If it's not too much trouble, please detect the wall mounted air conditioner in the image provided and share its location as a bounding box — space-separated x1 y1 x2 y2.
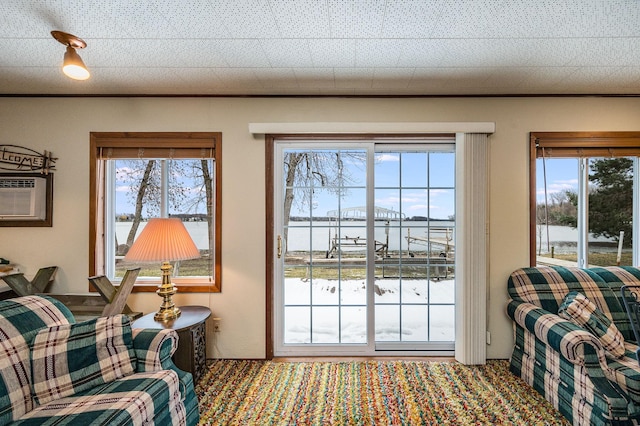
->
0 176 47 220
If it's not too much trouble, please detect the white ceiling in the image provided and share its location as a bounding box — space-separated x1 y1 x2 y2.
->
1 0 640 96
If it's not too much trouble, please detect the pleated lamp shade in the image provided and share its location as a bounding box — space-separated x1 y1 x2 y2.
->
124 218 200 263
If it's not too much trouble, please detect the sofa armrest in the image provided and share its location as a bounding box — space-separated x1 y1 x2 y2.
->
507 300 607 365
507 300 635 417
132 328 179 372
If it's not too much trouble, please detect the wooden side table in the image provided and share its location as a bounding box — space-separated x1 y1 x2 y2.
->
132 305 211 384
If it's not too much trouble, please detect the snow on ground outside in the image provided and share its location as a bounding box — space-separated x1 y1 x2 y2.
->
283 277 455 344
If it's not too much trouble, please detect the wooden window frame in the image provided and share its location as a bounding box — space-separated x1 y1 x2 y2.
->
90 132 222 293
529 131 640 266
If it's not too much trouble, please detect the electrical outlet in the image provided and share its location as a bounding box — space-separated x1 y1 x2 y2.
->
212 317 221 333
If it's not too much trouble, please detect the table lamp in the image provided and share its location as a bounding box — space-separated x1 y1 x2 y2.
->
124 217 200 321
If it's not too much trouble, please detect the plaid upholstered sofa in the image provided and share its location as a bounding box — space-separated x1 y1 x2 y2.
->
507 265 640 425
0 295 199 425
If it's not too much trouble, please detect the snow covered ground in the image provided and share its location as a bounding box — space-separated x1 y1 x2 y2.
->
283 277 455 344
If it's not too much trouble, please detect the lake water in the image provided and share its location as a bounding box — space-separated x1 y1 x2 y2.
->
118 221 617 253
535 224 618 253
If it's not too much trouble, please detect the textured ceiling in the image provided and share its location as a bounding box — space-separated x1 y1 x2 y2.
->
1 0 639 96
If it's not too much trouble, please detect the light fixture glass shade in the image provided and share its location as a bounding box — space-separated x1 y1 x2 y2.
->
124 218 200 263
124 218 200 321
62 46 90 81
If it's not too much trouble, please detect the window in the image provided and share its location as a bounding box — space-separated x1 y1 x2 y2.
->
530 132 640 268
90 132 222 292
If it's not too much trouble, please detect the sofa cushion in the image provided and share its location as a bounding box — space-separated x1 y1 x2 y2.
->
31 314 137 405
590 266 640 342
0 295 74 424
558 291 626 358
14 370 186 426
508 266 625 317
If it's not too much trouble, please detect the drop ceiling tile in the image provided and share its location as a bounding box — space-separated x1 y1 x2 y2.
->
395 40 446 67
554 67 620 93
151 0 229 38
0 67 60 94
327 0 385 38
422 67 494 88
270 0 329 38
380 1 442 38
308 39 356 67
0 39 57 67
431 0 640 39
293 68 336 89
255 68 299 89
355 39 403 67
159 69 224 94
334 68 374 89
564 38 640 67
260 39 314 67
45 0 167 39
371 68 415 89
212 67 263 88
515 66 581 90
214 39 271 67
213 0 280 38
605 67 640 89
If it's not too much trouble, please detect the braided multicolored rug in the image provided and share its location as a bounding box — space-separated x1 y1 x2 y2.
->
196 359 569 425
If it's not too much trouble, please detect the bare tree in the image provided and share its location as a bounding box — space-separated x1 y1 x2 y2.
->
118 159 204 249
126 160 155 248
283 151 365 250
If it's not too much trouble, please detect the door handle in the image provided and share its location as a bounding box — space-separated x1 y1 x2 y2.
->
277 235 282 258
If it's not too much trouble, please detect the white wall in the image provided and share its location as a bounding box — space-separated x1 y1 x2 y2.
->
1 96 639 359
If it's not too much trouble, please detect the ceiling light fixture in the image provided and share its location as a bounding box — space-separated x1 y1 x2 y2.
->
51 30 90 81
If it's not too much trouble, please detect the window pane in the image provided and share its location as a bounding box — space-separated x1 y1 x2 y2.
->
429 152 455 187
375 152 400 187
113 158 214 279
588 157 634 266
285 307 310 343
430 305 455 341
535 155 637 267
401 152 427 188
535 158 579 266
402 305 428 341
375 304 399 341
341 307 366 343
312 306 339 343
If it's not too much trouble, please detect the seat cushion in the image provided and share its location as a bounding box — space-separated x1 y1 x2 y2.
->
31 315 136 405
558 291 626 358
14 370 186 426
605 341 640 405
0 296 73 424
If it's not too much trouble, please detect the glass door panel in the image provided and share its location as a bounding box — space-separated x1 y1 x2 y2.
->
281 148 368 348
275 142 455 355
374 150 455 349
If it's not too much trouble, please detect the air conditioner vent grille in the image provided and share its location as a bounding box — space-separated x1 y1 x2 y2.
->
0 178 35 189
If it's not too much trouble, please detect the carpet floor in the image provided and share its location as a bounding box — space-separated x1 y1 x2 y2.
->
196 359 569 425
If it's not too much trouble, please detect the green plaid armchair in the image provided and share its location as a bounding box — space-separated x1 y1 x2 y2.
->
0 295 199 425
507 266 640 425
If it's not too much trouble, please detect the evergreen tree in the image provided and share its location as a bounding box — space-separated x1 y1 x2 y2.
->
587 158 633 247
559 158 633 247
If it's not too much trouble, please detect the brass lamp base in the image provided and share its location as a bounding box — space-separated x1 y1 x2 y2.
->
154 261 182 322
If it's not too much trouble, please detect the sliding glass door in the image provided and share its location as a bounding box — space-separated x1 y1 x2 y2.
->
273 140 455 356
